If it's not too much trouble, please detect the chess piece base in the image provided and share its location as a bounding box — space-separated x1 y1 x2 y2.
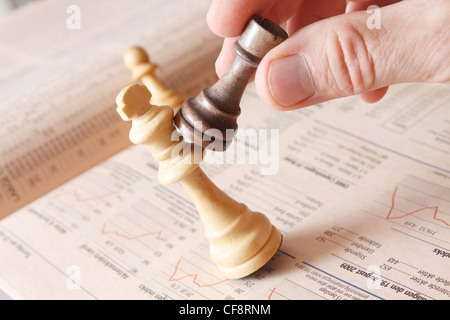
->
218 226 282 279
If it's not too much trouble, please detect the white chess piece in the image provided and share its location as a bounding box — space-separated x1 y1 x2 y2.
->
116 84 282 279
123 46 186 112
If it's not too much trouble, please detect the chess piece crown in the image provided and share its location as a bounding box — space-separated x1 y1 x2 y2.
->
124 46 186 112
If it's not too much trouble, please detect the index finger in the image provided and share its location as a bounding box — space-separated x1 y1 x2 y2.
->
206 0 278 37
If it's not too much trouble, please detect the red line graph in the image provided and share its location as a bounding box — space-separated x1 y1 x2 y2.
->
169 259 228 287
268 288 276 300
101 223 167 241
386 186 450 226
54 187 119 202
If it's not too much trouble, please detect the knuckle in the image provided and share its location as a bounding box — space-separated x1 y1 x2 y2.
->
324 21 376 96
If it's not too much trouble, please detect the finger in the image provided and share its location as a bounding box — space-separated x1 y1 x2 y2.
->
254 0 450 110
215 37 239 78
212 0 302 78
346 0 402 13
208 0 301 78
207 0 277 38
258 0 304 29
360 86 389 103
346 1 401 103
212 0 346 78
287 0 347 34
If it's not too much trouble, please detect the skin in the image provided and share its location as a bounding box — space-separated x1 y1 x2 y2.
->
207 0 450 110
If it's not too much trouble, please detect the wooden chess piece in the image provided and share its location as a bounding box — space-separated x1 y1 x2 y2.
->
116 84 282 279
124 46 186 112
174 15 288 150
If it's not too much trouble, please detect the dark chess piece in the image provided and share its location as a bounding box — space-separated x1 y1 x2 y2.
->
174 15 288 150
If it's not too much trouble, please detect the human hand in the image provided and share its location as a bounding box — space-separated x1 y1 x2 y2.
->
207 0 450 110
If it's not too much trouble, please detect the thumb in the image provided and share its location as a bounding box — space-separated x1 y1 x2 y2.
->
255 0 450 110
